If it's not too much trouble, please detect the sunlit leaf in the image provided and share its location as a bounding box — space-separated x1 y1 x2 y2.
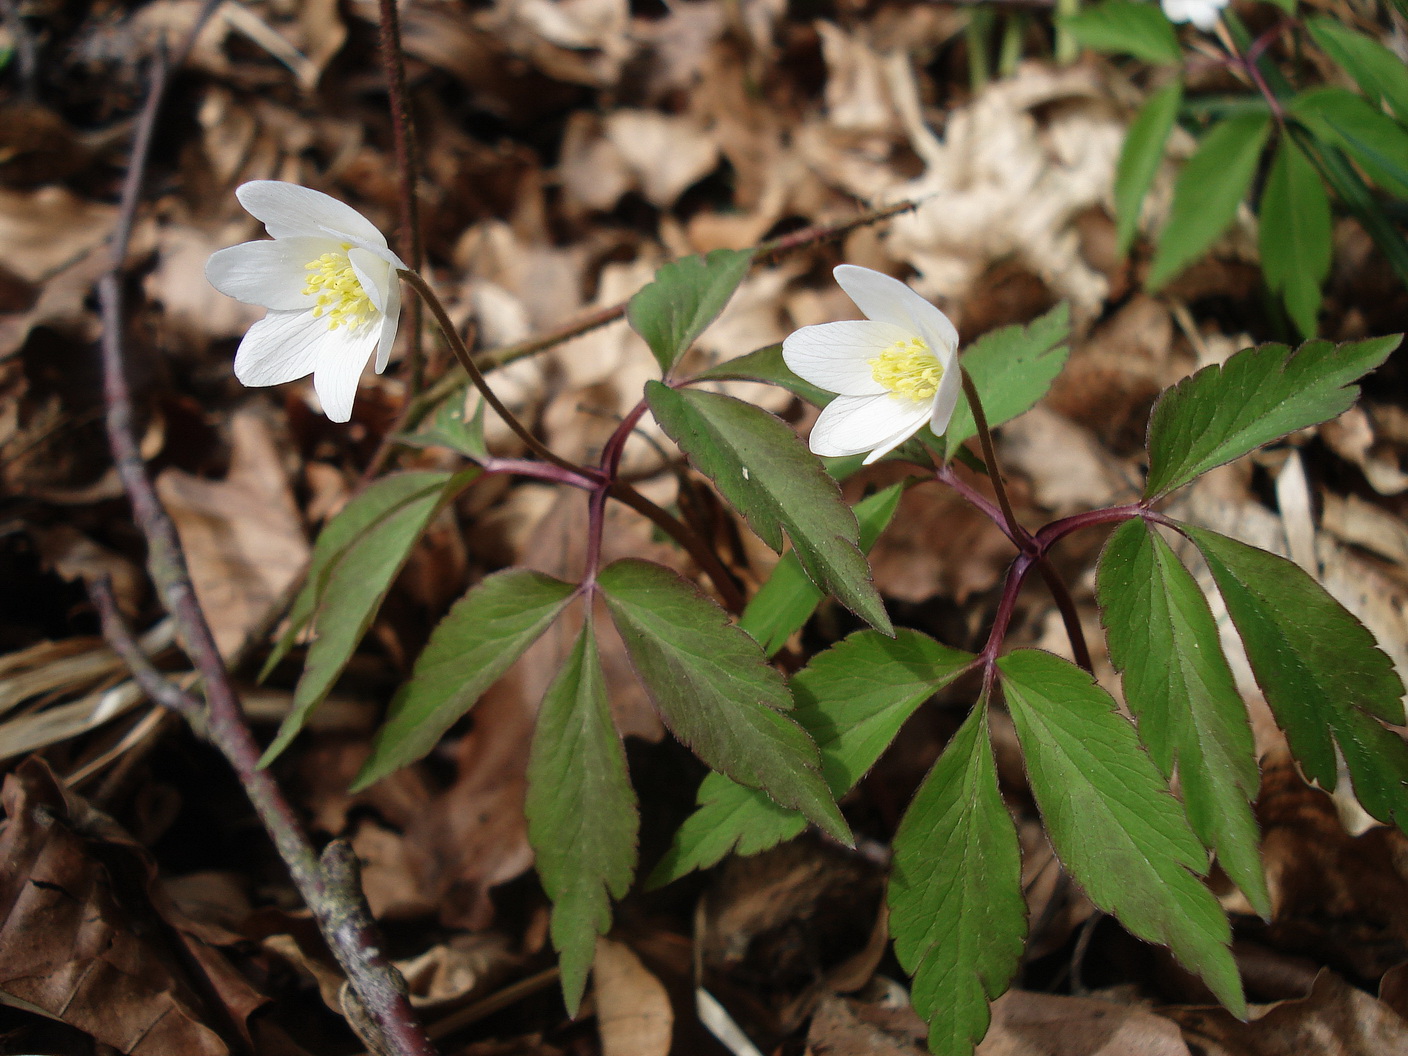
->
1259 136 1332 339
1307 17 1408 123
1059 1 1182 64
891 700 1025 1056
1143 334 1399 498
999 649 1244 1015
627 249 754 375
1097 519 1269 918
693 342 835 407
1115 80 1183 257
1292 88 1408 198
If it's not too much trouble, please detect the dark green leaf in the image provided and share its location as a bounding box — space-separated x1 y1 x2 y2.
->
999 649 1244 1015
1307 18 1408 123
648 629 974 886
692 343 835 408
627 249 755 375
1143 335 1399 498
1148 111 1272 290
1097 519 1269 918
526 623 638 1016
1059 1 1182 64
890 701 1025 1056
1183 526 1408 828
352 569 578 789
1292 88 1408 198
597 559 850 843
1260 136 1332 339
930 303 1070 461
262 469 478 766
647 383 890 633
1116 81 1183 257
740 484 903 657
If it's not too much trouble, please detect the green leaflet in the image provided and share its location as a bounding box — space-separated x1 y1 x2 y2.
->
1097 520 1269 918
1307 18 1408 124
1058 1 1182 64
1183 526 1408 829
1147 111 1272 290
998 649 1244 1016
1293 88 1408 198
648 629 973 886
525 623 638 1016
1115 80 1183 257
646 383 890 633
261 469 479 766
890 700 1025 1056
400 396 489 462
1259 135 1332 339
740 483 903 658
597 559 851 843
352 569 578 790
930 303 1071 461
627 249 755 375
1143 334 1399 499
692 342 834 408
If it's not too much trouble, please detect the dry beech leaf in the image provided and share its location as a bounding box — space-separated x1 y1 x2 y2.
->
977 990 1190 1055
594 937 674 1056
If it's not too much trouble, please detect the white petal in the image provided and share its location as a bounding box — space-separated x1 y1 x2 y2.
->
348 248 391 313
236 181 390 251
233 309 340 386
313 324 380 422
783 320 913 396
808 392 931 460
929 359 964 437
206 237 335 310
375 276 402 373
833 265 960 358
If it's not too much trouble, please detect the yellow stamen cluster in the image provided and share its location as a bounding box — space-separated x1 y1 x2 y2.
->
303 244 375 330
869 337 942 401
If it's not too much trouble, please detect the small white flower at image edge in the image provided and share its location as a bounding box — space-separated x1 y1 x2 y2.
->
205 181 407 423
1161 0 1228 32
781 265 962 465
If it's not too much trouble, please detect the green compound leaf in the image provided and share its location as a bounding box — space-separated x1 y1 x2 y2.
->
647 383 890 634
1097 520 1270 918
597 558 851 844
352 569 578 790
1292 88 1408 198
932 303 1071 461
525 623 638 1016
1183 526 1408 829
890 700 1025 1056
400 396 490 462
261 469 479 766
1143 334 1399 499
1307 18 1408 124
1260 136 1332 339
648 629 973 886
1059 1 1182 64
998 649 1244 1016
693 342 835 408
741 484 903 658
1116 80 1183 258
1147 111 1272 291
627 249 755 375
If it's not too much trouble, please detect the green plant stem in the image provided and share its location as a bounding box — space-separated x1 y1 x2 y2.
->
1053 0 1080 64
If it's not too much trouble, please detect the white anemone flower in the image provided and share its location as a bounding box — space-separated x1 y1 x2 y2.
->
206 181 406 423
782 265 962 465
1161 0 1227 32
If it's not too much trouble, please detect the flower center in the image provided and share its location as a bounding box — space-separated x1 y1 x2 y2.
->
303 244 375 330
869 337 942 400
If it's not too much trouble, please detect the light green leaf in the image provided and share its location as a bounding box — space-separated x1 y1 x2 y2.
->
740 484 903 658
1293 88 1408 197
931 303 1070 460
693 342 835 407
890 701 1025 1056
999 649 1244 1016
648 629 974 886
261 469 479 766
1260 136 1332 339
1307 18 1408 124
1183 526 1408 828
647 383 890 633
1147 111 1272 290
1143 334 1399 498
597 558 851 843
1059 1 1182 64
1116 80 1183 257
352 569 578 790
627 249 755 375
400 396 489 461
525 623 638 1016
1097 519 1269 918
